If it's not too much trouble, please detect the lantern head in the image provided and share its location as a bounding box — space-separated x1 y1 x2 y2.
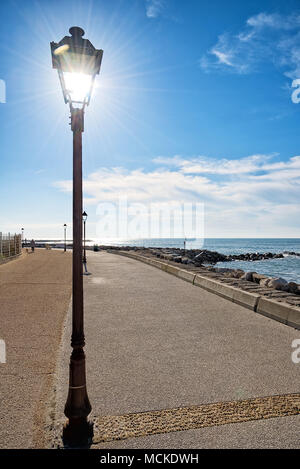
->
51 27 103 107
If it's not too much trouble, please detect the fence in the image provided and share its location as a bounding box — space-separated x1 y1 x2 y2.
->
0 233 22 261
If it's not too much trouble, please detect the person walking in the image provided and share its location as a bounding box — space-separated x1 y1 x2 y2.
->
30 239 35 253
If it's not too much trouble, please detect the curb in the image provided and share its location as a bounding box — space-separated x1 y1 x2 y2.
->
257 297 300 329
108 250 300 330
193 274 260 310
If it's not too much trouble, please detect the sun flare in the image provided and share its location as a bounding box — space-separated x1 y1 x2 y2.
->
63 72 93 103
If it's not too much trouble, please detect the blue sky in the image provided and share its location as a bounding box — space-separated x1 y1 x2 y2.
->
1 0 300 239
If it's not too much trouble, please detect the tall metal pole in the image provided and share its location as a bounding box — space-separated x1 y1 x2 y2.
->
63 107 92 443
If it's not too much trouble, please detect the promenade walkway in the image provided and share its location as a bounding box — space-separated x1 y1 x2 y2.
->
0 249 72 448
54 251 300 449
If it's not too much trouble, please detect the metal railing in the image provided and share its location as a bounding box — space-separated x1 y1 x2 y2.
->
0 233 22 260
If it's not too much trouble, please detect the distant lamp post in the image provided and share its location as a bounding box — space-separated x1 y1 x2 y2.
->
64 224 67 252
51 27 103 445
82 211 91 276
82 211 87 261
21 228 24 248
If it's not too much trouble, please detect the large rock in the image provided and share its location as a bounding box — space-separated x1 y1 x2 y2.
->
287 282 300 295
252 273 268 284
267 277 288 291
260 278 272 287
215 268 244 278
193 250 227 264
241 271 256 282
172 256 182 263
232 269 245 278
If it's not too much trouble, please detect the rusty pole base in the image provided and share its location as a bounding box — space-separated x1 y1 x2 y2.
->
63 417 94 447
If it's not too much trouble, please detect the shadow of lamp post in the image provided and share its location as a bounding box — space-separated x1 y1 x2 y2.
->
50 26 103 445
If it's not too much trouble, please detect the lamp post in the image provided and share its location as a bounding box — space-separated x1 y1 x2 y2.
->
21 228 24 248
82 211 90 276
64 224 67 252
51 27 103 444
82 211 87 262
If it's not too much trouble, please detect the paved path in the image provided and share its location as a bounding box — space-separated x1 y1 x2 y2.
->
0 249 71 448
54 251 300 449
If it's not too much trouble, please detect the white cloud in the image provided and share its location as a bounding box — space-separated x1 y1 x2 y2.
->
247 12 300 30
247 12 285 29
200 11 300 78
54 153 300 237
154 153 276 175
211 47 233 66
145 0 164 19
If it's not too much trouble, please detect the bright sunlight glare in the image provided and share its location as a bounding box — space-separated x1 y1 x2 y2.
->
63 72 93 103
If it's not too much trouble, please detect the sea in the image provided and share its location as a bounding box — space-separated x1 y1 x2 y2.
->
37 238 300 283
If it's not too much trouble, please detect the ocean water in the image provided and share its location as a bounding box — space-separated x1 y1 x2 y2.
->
203 238 300 283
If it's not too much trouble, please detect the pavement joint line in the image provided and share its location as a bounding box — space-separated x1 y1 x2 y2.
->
92 393 300 444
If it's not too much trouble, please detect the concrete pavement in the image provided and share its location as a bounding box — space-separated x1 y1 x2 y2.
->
53 251 300 448
0 249 72 448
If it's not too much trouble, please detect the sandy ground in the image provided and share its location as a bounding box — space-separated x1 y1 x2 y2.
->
0 249 71 448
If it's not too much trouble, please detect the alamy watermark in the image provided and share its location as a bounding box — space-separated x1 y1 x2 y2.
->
291 339 300 364
291 79 300 103
96 197 204 242
0 79 6 103
0 340 6 363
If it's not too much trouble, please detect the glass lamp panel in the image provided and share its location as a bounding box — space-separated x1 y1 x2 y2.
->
58 51 98 75
63 72 93 104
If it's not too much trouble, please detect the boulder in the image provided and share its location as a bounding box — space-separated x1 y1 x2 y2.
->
241 271 256 282
232 269 245 278
252 273 268 284
287 282 300 294
193 250 227 264
162 254 173 260
265 252 273 258
267 277 288 291
172 256 182 263
214 267 233 273
260 278 272 287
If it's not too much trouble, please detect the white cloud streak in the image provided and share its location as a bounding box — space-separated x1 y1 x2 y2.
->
200 12 300 78
145 0 164 19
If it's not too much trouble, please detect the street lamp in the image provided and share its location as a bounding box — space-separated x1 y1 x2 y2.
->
82 211 91 276
21 228 24 248
82 211 87 260
64 224 67 252
51 27 103 445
